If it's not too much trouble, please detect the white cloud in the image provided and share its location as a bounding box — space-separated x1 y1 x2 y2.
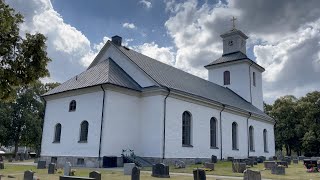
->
122 22 136 29
133 42 175 65
6 0 108 82
164 0 320 103
139 0 152 9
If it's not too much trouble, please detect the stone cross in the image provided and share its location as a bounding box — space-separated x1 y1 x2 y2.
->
231 16 237 29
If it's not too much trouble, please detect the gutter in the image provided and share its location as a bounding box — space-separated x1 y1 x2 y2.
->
249 61 254 104
162 87 171 161
247 112 252 158
219 104 226 160
98 85 106 167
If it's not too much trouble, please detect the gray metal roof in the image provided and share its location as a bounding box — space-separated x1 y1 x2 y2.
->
204 51 265 71
44 58 141 96
116 44 270 119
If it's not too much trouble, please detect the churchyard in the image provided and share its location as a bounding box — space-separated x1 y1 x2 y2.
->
1 158 320 180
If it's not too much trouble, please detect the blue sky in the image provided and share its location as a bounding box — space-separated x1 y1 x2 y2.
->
7 0 320 103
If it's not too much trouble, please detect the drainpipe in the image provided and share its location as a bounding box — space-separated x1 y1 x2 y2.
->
249 62 254 104
219 104 225 160
247 112 252 158
162 87 171 162
98 85 106 167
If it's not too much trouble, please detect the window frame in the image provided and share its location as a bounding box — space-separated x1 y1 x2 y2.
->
253 72 256 87
53 123 61 143
79 121 89 143
69 100 77 112
232 122 238 150
249 126 255 152
224 71 230 85
210 117 218 148
263 129 268 152
182 111 192 147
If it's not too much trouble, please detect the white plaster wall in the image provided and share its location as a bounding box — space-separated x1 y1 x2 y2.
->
100 90 141 157
248 118 275 158
221 111 248 159
165 97 221 159
208 63 251 102
139 95 164 157
41 89 103 157
95 45 156 87
222 35 246 55
250 67 263 110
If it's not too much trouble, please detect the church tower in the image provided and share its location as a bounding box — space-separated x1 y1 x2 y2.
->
205 17 265 110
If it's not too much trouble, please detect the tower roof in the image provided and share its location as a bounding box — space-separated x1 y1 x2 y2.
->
220 29 248 39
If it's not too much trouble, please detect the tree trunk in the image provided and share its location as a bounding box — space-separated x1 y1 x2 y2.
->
14 141 19 157
285 145 289 156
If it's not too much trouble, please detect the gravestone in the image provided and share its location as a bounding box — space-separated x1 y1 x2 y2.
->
14 154 19 161
0 162 4 169
293 159 298 164
48 163 56 174
284 157 291 165
19 154 24 161
64 162 72 176
0 156 3 162
193 168 206 180
232 162 246 173
37 160 46 169
256 157 263 163
89 171 101 180
204 162 214 170
124 163 136 175
244 159 253 167
211 155 217 163
243 169 261 180
276 161 288 168
8 156 13 162
227 157 234 161
298 156 305 161
303 159 317 169
34 158 38 163
174 160 185 169
24 170 34 180
264 161 276 169
131 166 140 180
24 152 29 160
151 163 170 178
271 166 285 175
253 161 257 165
194 158 202 164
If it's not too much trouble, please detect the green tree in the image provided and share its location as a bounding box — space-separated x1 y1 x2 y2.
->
2 81 59 154
0 0 51 101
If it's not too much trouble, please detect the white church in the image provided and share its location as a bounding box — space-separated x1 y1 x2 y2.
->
41 27 275 167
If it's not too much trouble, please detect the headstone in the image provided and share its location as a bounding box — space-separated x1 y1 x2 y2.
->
8 157 13 162
293 159 298 164
195 158 202 164
23 170 34 180
48 163 56 174
34 158 38 163
232 162 246 173
256 157 263 163
131 167 140 180
37 160 46 169
243 169 261 180
14 154 19 161
211 155 217 163
271 166 285 175
89 171 101 180
19 154 24 161
253 161 257 165
276 161 288 168
264 161 276 169
204 162 214 170
193 168 206 180
24 152 29 160
0 162 4 169
174 160 185 169
298 156 305 161
0 156 3 162
244 159 253 167
151 163 170 178
124 163 136 175
284 157 291 165
303 159 317 169
227 157 234 161
64 162 72 176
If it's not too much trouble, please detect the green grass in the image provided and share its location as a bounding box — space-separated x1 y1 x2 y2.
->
1 161 320 179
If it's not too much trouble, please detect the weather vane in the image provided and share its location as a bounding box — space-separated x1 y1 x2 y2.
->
231 16 237 30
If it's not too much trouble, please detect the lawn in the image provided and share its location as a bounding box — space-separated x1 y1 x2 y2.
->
1 161 320 179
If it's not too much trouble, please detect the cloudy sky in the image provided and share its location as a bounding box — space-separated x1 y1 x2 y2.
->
7 0 320 104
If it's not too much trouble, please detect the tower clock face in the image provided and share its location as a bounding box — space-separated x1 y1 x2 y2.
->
228 40 233 46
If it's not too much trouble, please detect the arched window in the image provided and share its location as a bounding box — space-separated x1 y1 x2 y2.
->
263 129 268 152
249 126 254 151
210 117 217 148
69 100 76 112
53 123 61 143
232 122 238 150
79 121 89 142
253 72 256 86
182 111 192 146
224 71 230 85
